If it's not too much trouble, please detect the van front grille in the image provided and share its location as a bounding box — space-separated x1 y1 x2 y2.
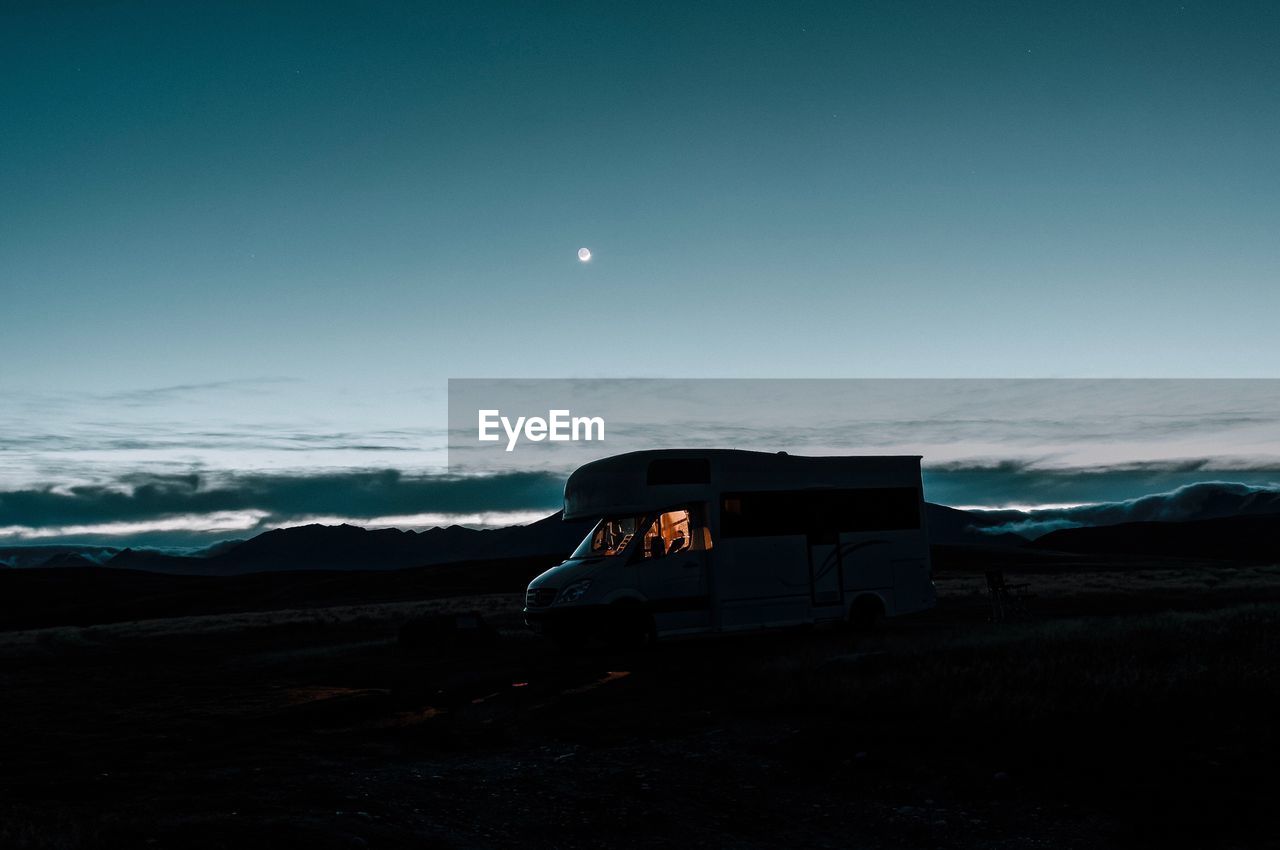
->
526 587 557 608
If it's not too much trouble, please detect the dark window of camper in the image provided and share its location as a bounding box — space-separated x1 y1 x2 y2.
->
647 457 711 485
720 488 920 538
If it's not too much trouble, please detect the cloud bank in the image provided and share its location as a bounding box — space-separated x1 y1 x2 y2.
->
966 481 1280 538
2 460 1279 548
0 469 565 546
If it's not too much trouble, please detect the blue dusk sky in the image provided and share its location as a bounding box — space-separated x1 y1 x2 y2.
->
2 1 1279 544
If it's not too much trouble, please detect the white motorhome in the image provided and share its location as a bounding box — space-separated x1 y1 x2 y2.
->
524 450 935 644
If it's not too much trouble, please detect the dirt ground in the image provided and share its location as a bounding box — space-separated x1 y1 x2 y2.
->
2 565 1278 849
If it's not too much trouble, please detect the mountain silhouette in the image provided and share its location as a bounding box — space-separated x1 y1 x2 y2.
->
106 512 597 575
922 503 1029 546
8 484 1275 576
961 482 1280 539
1030 511 1280 561
35 552 101 569
98 505 1023 575
0 545 120 570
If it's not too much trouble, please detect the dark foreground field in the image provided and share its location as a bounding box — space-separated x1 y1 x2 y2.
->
2 564 1278 849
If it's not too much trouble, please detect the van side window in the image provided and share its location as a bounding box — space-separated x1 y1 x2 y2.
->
720 488 920 538
640 509 690 559
639 505 713 559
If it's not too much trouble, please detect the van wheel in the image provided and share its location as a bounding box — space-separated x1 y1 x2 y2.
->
606 601 656 650
849 595 885 632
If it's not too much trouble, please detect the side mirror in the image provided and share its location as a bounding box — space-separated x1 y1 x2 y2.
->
648 536 666 559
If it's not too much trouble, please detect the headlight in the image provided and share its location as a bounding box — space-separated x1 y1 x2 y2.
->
554 579 593 605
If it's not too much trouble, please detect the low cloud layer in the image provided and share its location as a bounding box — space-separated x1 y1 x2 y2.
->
0 469 565 546
922 459 1280 510
968 481 1280 538
2 459 1279 548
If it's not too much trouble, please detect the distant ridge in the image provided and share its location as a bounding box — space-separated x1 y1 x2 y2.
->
6 483 1278 575
106 512 597 575
963 482 1280 539
34 552 101 569
1031 511 1280 562
99 505 1020 575
922 503 1029 546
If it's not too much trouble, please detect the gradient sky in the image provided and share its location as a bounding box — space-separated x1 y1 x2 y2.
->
2 2 1279 542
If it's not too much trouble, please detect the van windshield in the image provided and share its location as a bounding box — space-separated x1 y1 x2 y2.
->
572 515 642 558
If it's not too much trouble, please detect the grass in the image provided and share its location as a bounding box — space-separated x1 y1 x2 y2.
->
0 593 523 659
794 606 1278 738
714 604 1280 846
934 563 1280 609
2 564 1277 848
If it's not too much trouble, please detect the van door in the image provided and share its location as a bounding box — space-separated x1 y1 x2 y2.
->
637 509 711 634
640 546 709 634
807 529 844 607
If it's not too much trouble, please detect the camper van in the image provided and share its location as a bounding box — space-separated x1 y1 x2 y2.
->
524 450 935 644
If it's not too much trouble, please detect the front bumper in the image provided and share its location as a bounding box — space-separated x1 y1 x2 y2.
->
523 604 612 636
